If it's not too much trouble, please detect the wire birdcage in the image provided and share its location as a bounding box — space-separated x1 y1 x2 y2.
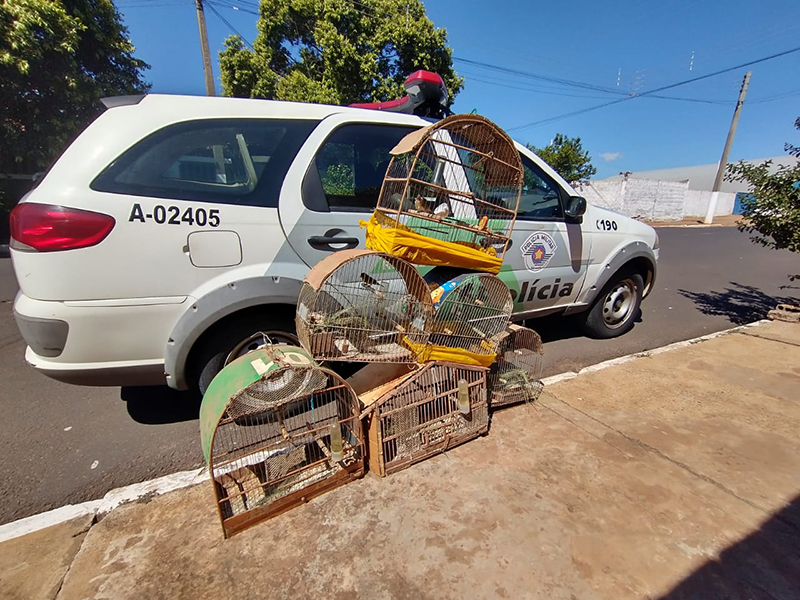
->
297 249 432 362
200 345 364 537
488 324 545 408
369 114 523 272
360 362 489 476
424 269 513 357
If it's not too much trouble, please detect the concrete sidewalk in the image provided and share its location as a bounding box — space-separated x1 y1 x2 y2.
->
2 320 799 600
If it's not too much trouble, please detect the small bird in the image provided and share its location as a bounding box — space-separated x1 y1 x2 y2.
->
433 203 450 220
360 272 380 288
360 272 386 299
386 192 414 212
415 195 434 214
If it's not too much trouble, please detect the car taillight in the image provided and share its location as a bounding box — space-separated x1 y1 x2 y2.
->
10 203 115 252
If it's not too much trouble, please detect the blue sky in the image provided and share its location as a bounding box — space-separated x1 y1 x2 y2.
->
116 0 800 178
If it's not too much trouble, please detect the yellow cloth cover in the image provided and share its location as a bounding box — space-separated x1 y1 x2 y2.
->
402 337 496 368
359 211 503 274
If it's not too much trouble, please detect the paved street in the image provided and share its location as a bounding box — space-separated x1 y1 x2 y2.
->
1 225 798 525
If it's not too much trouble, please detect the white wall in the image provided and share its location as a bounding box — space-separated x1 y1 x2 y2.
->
574 181 624 213
684 190 737 217
575 178 736 220
623 179 687 220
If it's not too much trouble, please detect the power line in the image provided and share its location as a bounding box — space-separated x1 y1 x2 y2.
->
206 1 255 50
643 45 800 96
749 88 800 104
211 0 259 12
463 73 616 100
454 56 626 97
645 93 731 105
508 44 800 132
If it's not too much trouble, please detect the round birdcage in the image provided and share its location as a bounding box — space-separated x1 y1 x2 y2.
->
424 268 513 356
371 114 523 271
200 345 365 537
296 249 433 362
488 325 544 408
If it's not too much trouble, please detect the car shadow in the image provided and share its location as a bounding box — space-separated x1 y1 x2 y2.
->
521 309 643 343
678 281 798 325
120 363 366 426
121 385 202 425
657 492 800 599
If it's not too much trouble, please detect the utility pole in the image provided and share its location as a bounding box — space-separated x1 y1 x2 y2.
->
195 0 216 96
704 70 751 224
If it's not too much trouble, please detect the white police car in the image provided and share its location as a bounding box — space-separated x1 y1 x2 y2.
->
10 72 658 393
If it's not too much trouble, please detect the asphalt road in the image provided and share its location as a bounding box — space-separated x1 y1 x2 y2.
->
1 226 798 525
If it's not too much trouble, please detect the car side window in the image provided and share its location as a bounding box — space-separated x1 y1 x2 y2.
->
517 154 564 220
91 119 318 207
313 124 418 212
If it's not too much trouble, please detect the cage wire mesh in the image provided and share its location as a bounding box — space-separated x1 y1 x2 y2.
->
488 324 544 408
361 362 489 476
424 269 513 356
200 346 364 537
297 249 433 362
375 114 523 265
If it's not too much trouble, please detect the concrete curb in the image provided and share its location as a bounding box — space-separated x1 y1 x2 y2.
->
0 467 206 544
0 319 770 544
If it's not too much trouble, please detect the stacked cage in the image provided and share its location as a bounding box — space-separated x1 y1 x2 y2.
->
360 362 489 476
366 114 524 273
296 249 433 363
488 324 545 408
423 269 514 364
200 345 364 537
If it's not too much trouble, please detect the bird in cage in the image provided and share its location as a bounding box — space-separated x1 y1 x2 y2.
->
414 194 435 215
387 192 414 212
433 203 450 220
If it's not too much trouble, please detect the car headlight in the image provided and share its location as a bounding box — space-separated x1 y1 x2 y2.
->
653 232 660 251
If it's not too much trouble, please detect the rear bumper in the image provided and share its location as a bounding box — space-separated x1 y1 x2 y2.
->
24 347 167 386
14 291 187 388
14 311 69 357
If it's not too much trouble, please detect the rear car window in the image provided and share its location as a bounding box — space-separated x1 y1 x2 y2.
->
91 119 318 207
312 123 418 212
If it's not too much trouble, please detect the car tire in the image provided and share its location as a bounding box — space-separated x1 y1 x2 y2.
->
583 271 644 339
191 311 300 396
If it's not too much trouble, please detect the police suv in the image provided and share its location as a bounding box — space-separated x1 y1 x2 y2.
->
10 72 659 393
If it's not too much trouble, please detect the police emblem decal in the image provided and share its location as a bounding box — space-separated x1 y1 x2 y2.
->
521 231 557 272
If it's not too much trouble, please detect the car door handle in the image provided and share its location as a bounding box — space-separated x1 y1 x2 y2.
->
307 232 359 251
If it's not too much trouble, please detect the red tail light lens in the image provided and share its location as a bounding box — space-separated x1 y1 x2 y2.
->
10 203 115 252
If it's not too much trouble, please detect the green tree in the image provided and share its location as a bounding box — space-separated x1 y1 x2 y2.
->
527 134 597 183
726 117 800 277
0 0 149 175
218 0 462 106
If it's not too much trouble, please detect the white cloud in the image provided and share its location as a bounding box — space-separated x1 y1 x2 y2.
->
599 152 622 162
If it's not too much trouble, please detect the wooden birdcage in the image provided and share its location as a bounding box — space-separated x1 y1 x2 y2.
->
425 269 513 358
200 345 364 537
488 324 545 408
369 114 523 272
360 362 489 477
296 249 432 362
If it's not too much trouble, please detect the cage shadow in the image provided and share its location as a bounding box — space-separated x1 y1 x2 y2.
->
121 385 201 425
678 282 798 325
657 493 800 599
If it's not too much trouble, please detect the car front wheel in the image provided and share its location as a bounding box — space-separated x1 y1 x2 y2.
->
583 271 644 339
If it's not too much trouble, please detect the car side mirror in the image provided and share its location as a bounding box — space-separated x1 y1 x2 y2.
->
564 196 587 221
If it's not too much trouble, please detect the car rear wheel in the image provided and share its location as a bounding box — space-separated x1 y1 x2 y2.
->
191 312 299 396
583 271 643 339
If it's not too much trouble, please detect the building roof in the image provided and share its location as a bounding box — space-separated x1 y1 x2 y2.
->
604 156 799 193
